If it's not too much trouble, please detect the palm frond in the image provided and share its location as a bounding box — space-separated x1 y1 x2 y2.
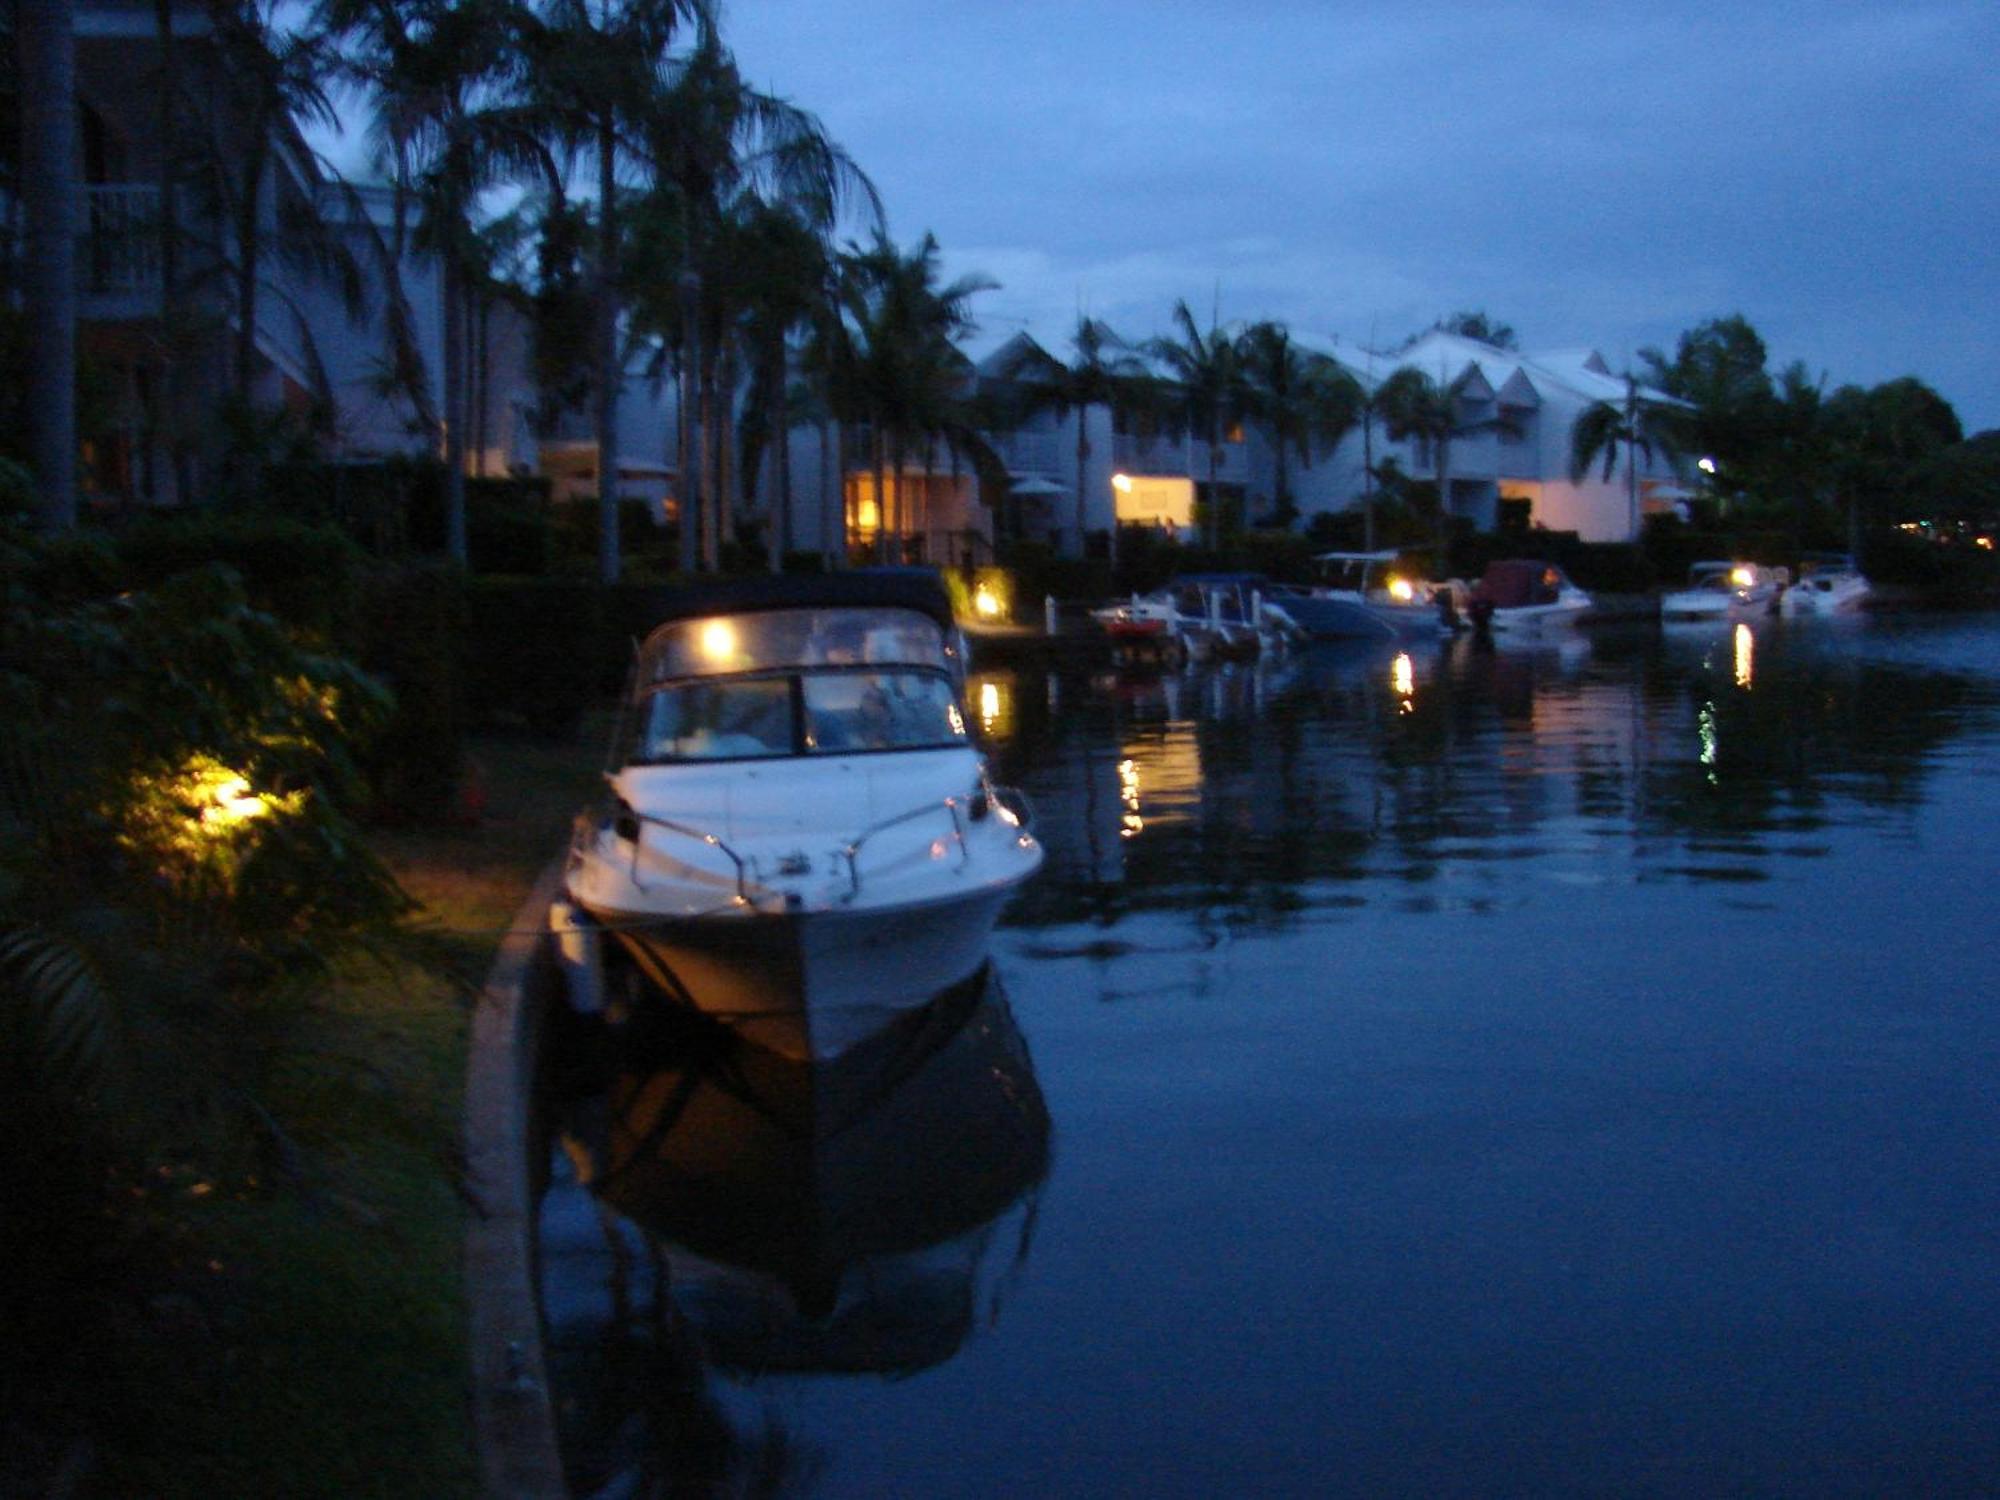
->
0 925 116 1099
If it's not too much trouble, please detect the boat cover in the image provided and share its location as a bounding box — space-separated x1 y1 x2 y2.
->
632 569 958 637
1475 560 1564 607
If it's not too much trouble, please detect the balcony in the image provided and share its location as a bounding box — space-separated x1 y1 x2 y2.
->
81 183 162 296
998 429 1062 474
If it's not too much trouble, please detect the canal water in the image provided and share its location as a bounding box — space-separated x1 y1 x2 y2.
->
538 610 2000 1497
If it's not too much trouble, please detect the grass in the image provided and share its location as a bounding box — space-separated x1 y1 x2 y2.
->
16 727 604 1499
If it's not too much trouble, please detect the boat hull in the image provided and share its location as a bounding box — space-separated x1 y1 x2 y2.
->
578 882 1021 1061
1267 593 1442 641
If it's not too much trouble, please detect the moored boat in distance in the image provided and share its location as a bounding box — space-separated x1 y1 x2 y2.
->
1261 551 1457 642
1467 559 1595 633
1779 554 1870 616
562 570 1042 1062
1092 573 1285 663
1661 561 1786 622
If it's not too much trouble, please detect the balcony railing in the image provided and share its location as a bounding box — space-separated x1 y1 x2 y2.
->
82 183 161 294
1000 430 1062 473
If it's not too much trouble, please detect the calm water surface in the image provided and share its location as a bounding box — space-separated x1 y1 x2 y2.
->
539 610 2000 1497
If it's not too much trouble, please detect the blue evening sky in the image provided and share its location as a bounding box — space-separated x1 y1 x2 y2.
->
719 0 2000 429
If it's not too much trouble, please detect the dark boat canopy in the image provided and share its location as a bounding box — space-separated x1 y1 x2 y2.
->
1474 559 1566 607
635 569 957 636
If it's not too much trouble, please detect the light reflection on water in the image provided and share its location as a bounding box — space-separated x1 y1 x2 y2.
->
541 611 2000 1497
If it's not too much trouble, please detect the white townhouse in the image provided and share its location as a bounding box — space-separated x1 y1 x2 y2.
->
895 325 1690 556
1294 329 1689 544
47 1 548 509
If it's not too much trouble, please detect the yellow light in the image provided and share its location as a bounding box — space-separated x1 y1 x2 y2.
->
1118 757 1143 839
980 681 1001 731
1386 576 1415 603
973 583 1003 619
698 618 738 664
1697 457 1717 474
1111 472 1133 493
854 497 880 532
1392 653 1415 697
1978 536 1995 551
1730 566 1755 588
201 774 269 829
1733 622 1754 689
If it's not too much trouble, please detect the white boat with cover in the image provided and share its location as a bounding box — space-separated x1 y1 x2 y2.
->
563 571 1042 1061
1661 561 1786 621
1779 554 1869 616
1468 560 1595 633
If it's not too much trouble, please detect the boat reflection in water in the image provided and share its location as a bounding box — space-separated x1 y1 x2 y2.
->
539 963 1049 1495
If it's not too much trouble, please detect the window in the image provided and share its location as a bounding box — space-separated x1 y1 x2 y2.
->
635 668 968 762
803 671 965 753
642 678 796 760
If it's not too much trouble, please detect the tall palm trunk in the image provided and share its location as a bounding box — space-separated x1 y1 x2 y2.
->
231 134 270 404
20 0 77 529
716 340 738 560
593 118 621 583
1073 409 1089 559
1623 379 1640 538
440 216 468 565
1206 422 1223 550
473 291 491 478
154 0 193 505
773 345 793 569
698 343 722 570
820 418 836 568
677 270 699 573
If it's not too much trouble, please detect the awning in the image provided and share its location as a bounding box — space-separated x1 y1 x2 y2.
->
1008 475 1069 497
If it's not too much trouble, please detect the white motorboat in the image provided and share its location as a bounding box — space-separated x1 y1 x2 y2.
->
1467 559 1595 633
1779 554 1870 616
1092 573 1282 662
1261 551 1456 641
1660 561 1785 622
562 571 1042 1061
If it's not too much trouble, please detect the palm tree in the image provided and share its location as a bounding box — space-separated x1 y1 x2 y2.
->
1377 367 1462 549
1379 364 1525 551
1569 372 1685 539
1235 320 1361 530
634 22 878 571
993 316 1150 560
320 0 548 565
518 0 708 582
836 233 994 564
1147 299 1246 550
724 200 832 566
199 5 350 404
1352 368 1394 552
17 0 78 528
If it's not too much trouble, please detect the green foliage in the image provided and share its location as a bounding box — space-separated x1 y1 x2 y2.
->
551 497 670 576
1436 310 1518 350
0 455 32 517
115 513 365 643
463 577 617 734
348 564 469 819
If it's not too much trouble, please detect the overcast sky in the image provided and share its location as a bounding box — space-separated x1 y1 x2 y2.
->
715 0 2000 429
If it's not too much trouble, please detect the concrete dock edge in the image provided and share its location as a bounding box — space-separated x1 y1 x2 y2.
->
463 860 570 1499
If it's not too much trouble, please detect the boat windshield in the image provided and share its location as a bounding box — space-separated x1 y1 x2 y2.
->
640 607 950 685
635 668 967 762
